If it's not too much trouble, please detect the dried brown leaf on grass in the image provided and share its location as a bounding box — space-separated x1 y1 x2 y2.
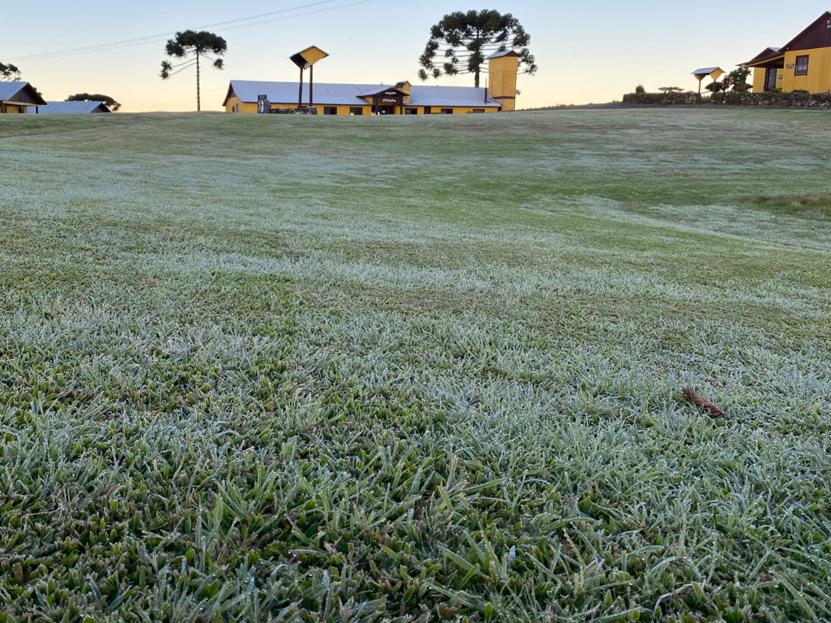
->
682 387 725 419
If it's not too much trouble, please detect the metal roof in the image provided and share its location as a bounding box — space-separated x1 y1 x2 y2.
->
225 80 501 108
742 47 784 67
743 11 831 66
0 81 47 105
778 10 831 53
409 86 500 108
0 82 23 100
692 67 722 77
29 101 111 114
356 85 400 97
487 50 521 59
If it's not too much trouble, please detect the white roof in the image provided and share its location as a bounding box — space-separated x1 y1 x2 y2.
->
692 67 723 76
225 80 501 108
0 81 30 101
0 82 21 100
0 81 47 105
29 101 111 114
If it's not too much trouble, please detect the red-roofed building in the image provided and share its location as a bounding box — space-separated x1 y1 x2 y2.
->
743 12 831 94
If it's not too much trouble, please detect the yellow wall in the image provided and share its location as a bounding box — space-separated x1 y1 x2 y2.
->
782 47 831 93
225 96 500 116
751 67 784 93
0 102 29 113
488 56 520 111
224 97 258 113
752 69 765 93
298 46 328 66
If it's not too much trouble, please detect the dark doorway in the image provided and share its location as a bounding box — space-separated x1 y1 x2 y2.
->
765 68 778 91
369 89 406 115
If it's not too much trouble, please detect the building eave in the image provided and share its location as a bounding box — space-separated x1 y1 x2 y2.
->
779 11 831 53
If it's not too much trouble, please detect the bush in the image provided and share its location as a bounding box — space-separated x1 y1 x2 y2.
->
622 91 699 105
724 68 752 93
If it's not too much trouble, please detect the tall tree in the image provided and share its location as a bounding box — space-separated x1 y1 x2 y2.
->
418 10 537 88
0 62 21 82
67 93 122 112
160 31 227 111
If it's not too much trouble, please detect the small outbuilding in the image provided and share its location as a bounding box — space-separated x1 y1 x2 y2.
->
0 81 46 114
30 101 112 115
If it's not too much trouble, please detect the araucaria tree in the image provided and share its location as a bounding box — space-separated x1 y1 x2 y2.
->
160 31 227 111
418 10 537 88
0 62 21 82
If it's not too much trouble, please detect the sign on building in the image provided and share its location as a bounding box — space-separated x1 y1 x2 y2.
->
257 95 270 114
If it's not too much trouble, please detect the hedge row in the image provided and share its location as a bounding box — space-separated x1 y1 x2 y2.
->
621 91 831 108
710 91 831 108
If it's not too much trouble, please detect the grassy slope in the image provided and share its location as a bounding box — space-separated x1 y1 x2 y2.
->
0 110 829 622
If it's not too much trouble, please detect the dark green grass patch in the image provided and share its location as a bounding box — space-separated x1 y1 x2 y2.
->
753 193 831 218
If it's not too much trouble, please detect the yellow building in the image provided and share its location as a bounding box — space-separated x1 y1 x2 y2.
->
224 50 520 115
0 82 46 114
745 11 831 94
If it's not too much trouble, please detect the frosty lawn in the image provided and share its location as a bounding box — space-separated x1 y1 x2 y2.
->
1 110 830 621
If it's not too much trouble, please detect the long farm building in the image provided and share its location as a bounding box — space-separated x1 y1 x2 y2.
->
225 50 521 115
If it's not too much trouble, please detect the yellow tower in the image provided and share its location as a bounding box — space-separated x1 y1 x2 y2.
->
487 51 521 111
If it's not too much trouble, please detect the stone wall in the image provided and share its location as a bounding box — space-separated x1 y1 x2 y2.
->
622 90 831 109
710 91 831 108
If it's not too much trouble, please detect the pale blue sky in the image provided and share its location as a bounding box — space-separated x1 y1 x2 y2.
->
5 1 829 111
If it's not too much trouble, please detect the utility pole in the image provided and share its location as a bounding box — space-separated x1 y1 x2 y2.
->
196 53 201 112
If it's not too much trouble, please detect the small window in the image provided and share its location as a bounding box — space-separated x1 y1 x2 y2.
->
423 106 432 115
349 107 364 116
470 109 486 114
440 108 454 115
323 106 338 115
405 108 418 115
795 55 809 76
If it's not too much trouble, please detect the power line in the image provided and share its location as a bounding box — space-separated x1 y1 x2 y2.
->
219 0 373 34
15 0 344 61
15 0 375 62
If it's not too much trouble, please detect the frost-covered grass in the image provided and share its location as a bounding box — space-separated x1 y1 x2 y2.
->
1 110 830 622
